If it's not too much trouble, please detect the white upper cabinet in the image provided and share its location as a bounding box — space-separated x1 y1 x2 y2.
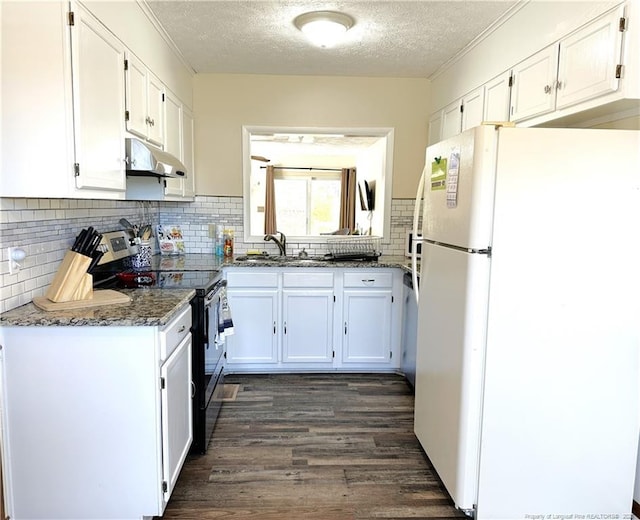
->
432 86 485 143
428 110 443 146
461 86 485 132
429 3 635 130
0 1 126 198
163 90 184 198
70 3 127 192
509 44 559 122
125 52 165 147
182 108 196 198
0 0 193 200
483 71 512 122
555 5 625 110
147 74 165 146
163 89 195 200
441 99 463 140
510 5 626 123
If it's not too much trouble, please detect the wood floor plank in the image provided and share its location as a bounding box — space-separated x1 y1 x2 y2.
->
159 374 466 520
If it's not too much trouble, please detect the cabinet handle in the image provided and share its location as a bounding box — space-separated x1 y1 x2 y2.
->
273 321 276 334
145 116 152 125
150 118 155 127
191 381 196 398
362 279 375 284
177 325 186 333
344 322 347 335
284 321 287 334
555 80 563 90
544 84 552 94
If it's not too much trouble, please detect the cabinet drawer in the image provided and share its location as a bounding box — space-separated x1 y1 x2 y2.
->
344 271 393 288
283 272 334 288
226 271 278 288
160 304 192 361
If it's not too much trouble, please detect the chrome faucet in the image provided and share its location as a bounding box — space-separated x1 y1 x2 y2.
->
264 231 287 256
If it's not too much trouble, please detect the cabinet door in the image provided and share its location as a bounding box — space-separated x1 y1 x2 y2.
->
147 72 165 146
556 5 624 110
342 289 393 364
163 90 184 197
125 53 148 139
182 108 196 198
70 3 126 191
160 333 193 504
226 289 279 364
441 99 462 140
428 110 443 146
509 44 559 122
461 86 484 131
483 71 512 122
282 289 333 363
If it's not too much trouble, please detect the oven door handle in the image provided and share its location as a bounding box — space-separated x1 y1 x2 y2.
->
204 299 213 349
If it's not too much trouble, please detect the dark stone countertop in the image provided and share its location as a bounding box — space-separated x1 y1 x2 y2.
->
0 288 195 327
0 254 416 327
225 254 414 272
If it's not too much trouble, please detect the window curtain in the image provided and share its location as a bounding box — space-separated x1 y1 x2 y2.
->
339 167 357 233
264 165 277 235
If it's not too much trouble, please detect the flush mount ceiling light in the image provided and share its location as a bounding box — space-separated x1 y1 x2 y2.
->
294 11 355 49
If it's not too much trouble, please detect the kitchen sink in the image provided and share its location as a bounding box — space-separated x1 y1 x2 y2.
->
282 256 326 263
234 254 279 262
234 255 327 263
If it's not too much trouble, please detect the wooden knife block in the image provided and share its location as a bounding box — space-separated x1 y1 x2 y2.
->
45 251 93 303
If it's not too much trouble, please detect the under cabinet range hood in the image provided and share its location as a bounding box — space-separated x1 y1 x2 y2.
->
125 138 186 178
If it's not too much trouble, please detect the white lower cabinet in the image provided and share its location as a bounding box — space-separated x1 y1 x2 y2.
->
160 332 193 499
342 271 394 364
225 270 279 365
0 304 193 520
282 271 335 364
224 267 401 372
226 288 279 364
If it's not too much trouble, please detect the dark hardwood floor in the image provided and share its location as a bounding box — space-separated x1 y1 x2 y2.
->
161 373 466 520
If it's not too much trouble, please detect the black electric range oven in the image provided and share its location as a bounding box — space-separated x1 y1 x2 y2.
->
92 232 225 454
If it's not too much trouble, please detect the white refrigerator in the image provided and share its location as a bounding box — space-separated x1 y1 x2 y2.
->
411 125 640 519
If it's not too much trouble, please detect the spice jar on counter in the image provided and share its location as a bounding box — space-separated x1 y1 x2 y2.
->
223 229 234 258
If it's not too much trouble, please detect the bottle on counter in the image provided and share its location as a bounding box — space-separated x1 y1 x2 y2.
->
223 229 234 258
214 224 224 257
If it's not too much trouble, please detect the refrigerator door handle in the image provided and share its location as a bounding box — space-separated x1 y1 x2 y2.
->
412 164 427 305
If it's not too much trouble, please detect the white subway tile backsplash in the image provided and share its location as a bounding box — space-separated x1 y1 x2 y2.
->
0 195 412 313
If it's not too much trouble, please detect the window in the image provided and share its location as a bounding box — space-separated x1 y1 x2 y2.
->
243 126 394 242
274 170 342 235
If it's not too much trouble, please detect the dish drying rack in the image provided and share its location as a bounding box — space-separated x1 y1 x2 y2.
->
325 237 381 261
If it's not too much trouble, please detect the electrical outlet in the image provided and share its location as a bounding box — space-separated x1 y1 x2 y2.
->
8 247 24 275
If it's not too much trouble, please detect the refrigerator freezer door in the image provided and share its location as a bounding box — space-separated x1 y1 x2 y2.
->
422 125 498 250
476 128 640 518
413 242 491 511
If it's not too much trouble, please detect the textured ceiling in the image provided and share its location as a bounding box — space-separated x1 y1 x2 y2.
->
145 0 520 78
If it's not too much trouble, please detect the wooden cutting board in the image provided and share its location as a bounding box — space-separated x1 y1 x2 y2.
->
33 290 132 311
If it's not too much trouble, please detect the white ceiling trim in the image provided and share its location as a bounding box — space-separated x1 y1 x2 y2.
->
137 0 196 76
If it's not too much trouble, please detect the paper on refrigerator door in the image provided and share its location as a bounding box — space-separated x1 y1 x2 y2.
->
431 157 447 191
446 150 460 208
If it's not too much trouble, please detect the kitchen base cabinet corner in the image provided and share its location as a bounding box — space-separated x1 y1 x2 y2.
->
0 310 192 519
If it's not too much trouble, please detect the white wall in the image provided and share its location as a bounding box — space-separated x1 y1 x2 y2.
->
193 74 431 198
